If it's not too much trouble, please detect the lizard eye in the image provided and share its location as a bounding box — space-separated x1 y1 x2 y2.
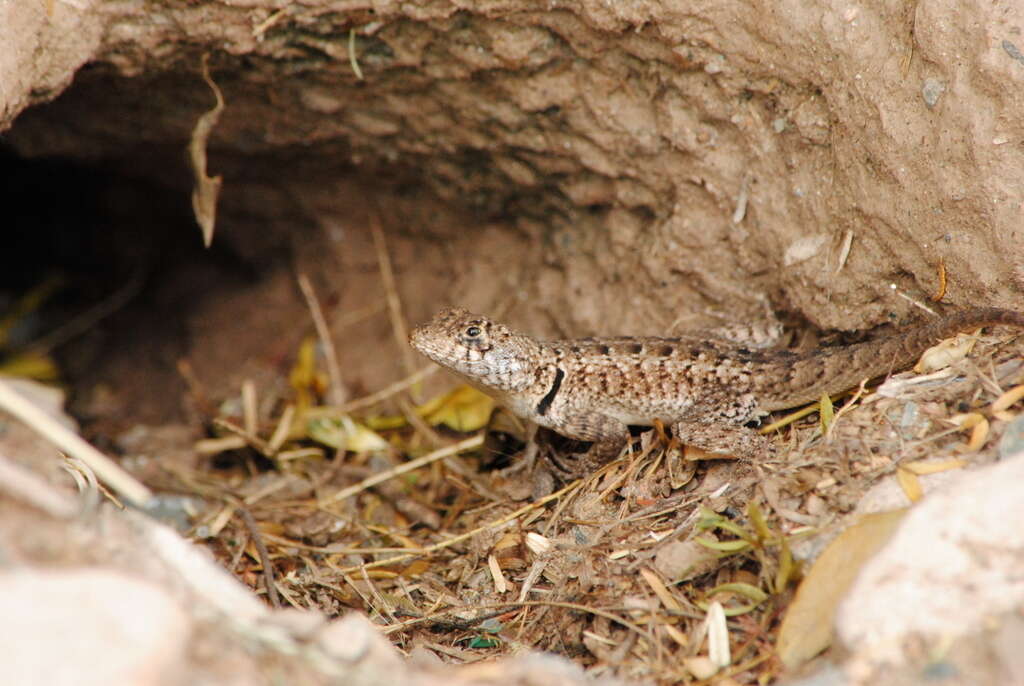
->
465 325 482 337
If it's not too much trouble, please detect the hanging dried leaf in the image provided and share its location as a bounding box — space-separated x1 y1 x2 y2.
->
189 54 225 248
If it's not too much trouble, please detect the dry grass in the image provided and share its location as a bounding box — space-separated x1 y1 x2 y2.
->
141 316 1024 684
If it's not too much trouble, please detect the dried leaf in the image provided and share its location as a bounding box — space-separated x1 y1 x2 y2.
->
416 385 494 432
493 531 520 552
0 281 63 376
685 444 737 461
951 412 990 452
524 532 552 555
488 554 507 593
189 55 225 248
683 656 718 680
289 336 327 411
307 416 389 452
950 412 984 428
992 384 1024 413
640 567 682 611
914 332 978 373
348 28 364 80
195 435 247 454
776 509 907 668
993 410 1017 423
895 467 923 502
345 423 390 452
706 601 730 667
931 257 947 301
902 458 966 475
663 623 689 648
0 351 59 380
366 569 400 579
964 417 990 451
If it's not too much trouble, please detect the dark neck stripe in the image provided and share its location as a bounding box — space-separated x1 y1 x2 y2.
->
536 367 564 416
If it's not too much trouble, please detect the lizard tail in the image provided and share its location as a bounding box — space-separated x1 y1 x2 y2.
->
760 307 1024 411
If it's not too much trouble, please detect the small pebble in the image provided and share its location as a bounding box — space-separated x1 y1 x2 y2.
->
998 415 1024 459
922 78 945 109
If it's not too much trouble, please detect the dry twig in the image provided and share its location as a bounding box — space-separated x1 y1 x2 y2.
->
238 506 281 608
337 476 582 575
319 434 483 507
370 214 417 390
298 273 348 406
0 379 152 507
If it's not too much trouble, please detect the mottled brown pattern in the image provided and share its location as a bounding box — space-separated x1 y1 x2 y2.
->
410 306 1024 475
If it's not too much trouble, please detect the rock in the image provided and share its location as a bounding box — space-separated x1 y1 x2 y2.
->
0 569 189 686
654 540 719 582
836 454 1024 670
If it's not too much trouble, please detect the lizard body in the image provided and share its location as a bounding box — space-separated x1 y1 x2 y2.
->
409 307 1024 471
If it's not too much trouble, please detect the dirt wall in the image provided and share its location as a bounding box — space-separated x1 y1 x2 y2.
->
2 0 1023 397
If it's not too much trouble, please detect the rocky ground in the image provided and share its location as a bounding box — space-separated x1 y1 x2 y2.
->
2 0 1024 683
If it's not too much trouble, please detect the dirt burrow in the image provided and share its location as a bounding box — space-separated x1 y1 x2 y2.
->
3 3 1024 684
4 3 1023 374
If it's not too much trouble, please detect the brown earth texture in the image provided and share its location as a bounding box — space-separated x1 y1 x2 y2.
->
2 0 1024 684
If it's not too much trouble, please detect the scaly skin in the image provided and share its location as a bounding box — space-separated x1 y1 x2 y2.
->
410 306 1024 473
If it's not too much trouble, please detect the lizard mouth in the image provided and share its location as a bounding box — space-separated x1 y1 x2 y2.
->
408 328 431 356
408 327 449 365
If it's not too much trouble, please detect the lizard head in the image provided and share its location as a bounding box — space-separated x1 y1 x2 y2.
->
409 307 541 392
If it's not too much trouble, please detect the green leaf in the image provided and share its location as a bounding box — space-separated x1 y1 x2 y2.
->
774 537 798 593
819 392 834 433
707 582 768 604
747 501 772 541
697 510 753 541
468 636 501 649
694 537 752 553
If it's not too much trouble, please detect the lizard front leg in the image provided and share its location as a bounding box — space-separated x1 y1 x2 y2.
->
539 409 630 478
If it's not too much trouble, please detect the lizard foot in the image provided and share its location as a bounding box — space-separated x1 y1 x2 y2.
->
544 438 628 480
671 422 775 461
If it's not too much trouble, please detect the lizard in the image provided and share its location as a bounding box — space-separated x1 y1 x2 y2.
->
409 306 1024 475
